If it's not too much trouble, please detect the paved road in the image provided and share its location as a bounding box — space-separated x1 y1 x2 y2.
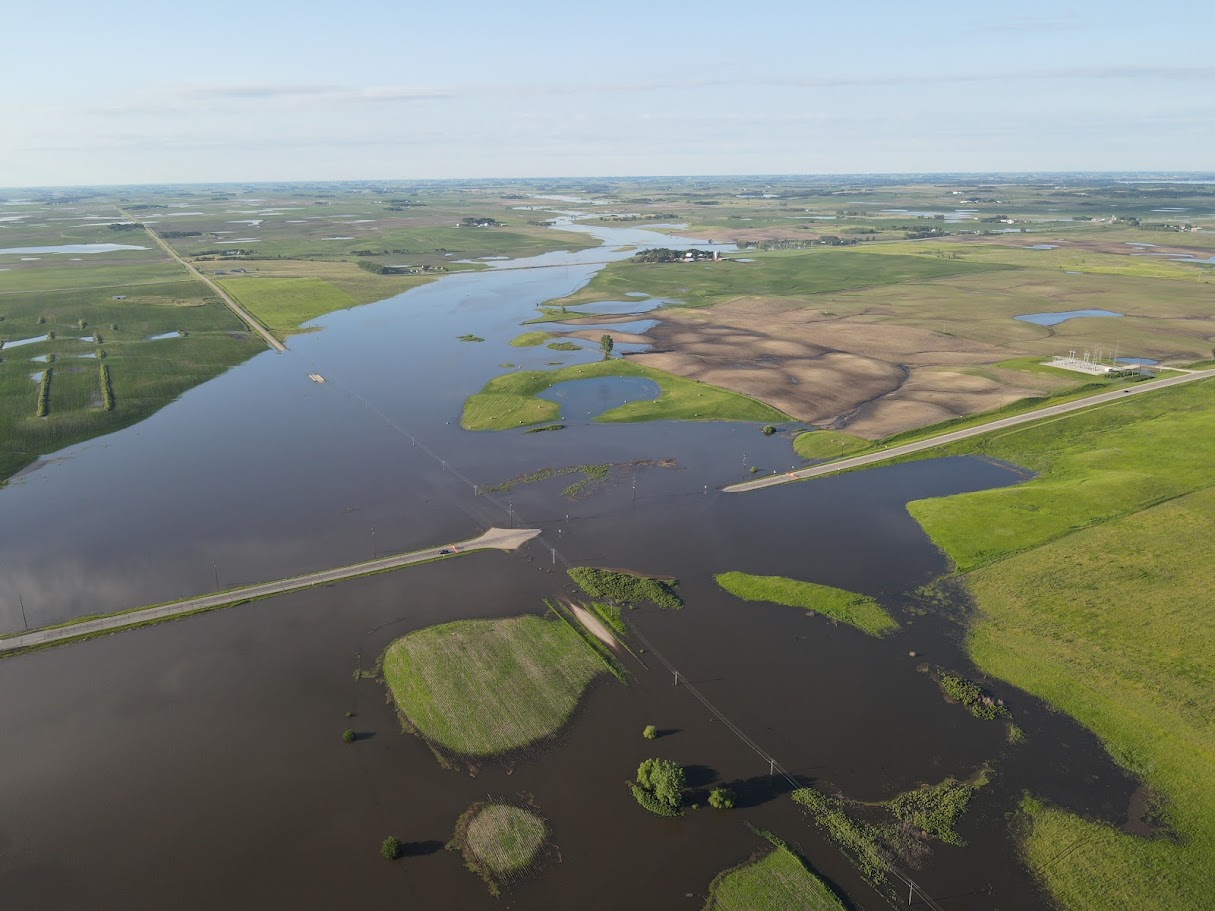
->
724 369 1215 493
120 208 287 353
0 527 541 655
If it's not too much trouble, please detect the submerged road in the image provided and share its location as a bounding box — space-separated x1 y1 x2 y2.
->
725 368 1215 493
118 207 288 353
0 527 541 655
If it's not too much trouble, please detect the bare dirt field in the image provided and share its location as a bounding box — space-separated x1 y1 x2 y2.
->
627 298 1067 436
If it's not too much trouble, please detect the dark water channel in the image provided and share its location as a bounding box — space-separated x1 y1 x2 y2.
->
0 218 1143 909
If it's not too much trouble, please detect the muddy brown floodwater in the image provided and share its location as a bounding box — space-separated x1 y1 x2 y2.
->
0 219 1146 909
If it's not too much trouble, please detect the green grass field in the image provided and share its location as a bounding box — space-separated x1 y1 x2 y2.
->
704 840 848 911
461 359 788 430
381 615 607 757
715 572 897 636
547 248 1012 310
905 378 1215 910
907 379 1215 570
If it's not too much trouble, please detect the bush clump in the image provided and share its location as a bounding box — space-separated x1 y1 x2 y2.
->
381 836 402 860
935 670 1008 719
642 724 658 740
342 728 356 743
709 787 736 809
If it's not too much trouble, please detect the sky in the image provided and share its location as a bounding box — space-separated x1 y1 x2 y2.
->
3 0 1213 186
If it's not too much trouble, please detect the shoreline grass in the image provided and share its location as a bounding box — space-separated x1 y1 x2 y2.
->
715 572 897 636
509 330 554 347
382 614 607 758
461 358 788 430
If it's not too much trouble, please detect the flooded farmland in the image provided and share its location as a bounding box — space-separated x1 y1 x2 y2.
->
0 219 1146 909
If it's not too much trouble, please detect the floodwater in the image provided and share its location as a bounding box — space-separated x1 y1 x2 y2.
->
0 218 1148 910
537 376 661 419
0 243 149 255
1015 309 1123 326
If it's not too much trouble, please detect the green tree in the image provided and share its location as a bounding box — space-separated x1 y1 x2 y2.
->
381 836 402 860
642 724 658 740
637 758 685 810
600 334 614 359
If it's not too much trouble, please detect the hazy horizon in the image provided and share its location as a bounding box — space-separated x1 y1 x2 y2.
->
4 0 1213 186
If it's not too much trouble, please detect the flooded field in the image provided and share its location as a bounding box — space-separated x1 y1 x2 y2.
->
0 218 1148 909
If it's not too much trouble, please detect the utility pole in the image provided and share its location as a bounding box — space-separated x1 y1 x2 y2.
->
508 501 513 528
17 592 28 631
213 562 220 592
371 526 377 559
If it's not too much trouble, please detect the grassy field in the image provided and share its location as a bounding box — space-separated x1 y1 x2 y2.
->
461 359 788 430
793 430 871 461
715 572 897 636
704 837 848 911
905 379 1215 910
381 615 607 757
907 379 1215 570
547 248 1012 310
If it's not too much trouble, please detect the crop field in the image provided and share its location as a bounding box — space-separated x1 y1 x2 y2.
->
715 572 897 636
461 358 788 431
907 378 1215 910
704 839 847 911
381 614 607 757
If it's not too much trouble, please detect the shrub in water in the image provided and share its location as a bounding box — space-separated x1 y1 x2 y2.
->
709 787 736 809
381 836 402 860
642 724 657 740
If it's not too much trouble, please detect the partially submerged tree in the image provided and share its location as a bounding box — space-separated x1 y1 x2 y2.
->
633 757 685 814
599 334 614 359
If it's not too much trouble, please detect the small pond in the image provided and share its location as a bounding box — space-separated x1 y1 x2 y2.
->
1026 244 1059 250
563 299 663 316
1015 309 1123 326
537 376 661 419
1116 356 1159 365
146 331 183 341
